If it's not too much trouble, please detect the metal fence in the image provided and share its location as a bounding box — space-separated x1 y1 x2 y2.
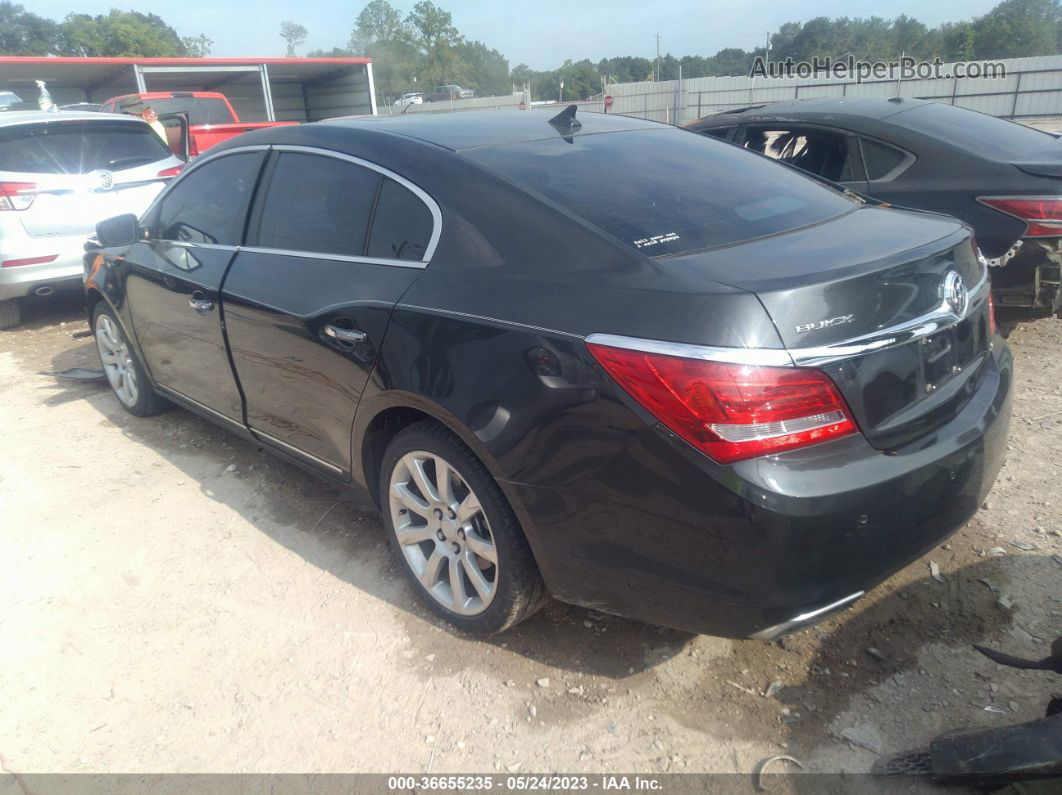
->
386 53 1062 125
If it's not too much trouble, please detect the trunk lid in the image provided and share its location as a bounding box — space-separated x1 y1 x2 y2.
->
1011 143 1062 179
665 206 992 449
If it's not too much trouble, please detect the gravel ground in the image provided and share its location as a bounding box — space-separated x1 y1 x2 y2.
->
0 292 1059 782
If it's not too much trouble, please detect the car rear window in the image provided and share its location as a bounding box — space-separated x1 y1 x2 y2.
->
891 102 1057 159
0 120 171 174
464 127 856 256
137 98 235 126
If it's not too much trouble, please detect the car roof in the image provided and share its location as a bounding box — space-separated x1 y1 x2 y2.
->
322 109 664 151
699 96 930 124
0 110 146 128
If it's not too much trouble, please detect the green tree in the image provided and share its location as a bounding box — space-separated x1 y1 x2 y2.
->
454 40 509 96
351 0 407 52
59 10 192 57
182 33 213 57
973 0 1062 58
280 21 308 57
0 1 60 55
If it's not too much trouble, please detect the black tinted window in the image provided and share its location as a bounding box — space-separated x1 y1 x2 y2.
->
157 153 260 245
743 126 855 182
0 121 171 174
115 96 234 125
860 138 907 180
367 178 433 261
257 153 380 257
893 102 1056 158
702 126 735 140
467 128 854 256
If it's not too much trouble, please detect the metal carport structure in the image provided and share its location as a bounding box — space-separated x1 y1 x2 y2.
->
0 57 376 121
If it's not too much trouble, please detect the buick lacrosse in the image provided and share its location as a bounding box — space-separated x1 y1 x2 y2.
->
85 109 1011 638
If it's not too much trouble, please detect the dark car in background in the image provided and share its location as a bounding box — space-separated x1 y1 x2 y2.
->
686 97 1062 313
84 110 1011 639
424 84 475 102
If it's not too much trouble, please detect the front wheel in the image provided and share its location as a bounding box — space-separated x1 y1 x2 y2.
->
379 420 547 635
93 303 169 417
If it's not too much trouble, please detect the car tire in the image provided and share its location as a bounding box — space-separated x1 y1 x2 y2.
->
379 420 548 635
0 298 20 330
92 302 170 417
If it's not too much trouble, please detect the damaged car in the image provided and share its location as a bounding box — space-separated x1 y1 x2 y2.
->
85 109 1011 638
686 97 1062 314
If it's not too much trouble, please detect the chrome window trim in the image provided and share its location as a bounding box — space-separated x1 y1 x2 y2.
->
587 267 990 368
240 245 426 270
271 144 442 264
163 241 239 252
146 143 442 268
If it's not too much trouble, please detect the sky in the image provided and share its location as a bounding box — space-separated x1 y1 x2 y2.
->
34 1 1006 70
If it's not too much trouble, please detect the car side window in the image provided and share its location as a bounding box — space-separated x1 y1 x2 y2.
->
860 138 909 181
256 152 380 257
156 152 260 245
367 178 434 261
743 126 856 183
701 126 736 141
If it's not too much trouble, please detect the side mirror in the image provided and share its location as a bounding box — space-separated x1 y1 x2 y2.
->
96 214 140 247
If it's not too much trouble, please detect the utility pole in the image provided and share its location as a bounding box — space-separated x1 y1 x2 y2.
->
655 32 661 82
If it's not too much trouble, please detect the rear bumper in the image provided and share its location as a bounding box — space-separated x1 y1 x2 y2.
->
510 338 1013 638
0 235 87 300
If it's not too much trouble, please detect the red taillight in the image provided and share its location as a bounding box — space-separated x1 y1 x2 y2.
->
978 196 1062 237
987 291 997 337
587 342 858 464
157 164 184 179
0 182 37 211
1 254 57 268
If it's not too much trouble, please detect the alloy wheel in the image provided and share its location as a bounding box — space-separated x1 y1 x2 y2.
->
95 314 138 407
388 451 499 615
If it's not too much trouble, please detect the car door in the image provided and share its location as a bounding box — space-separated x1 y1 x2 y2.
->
123 148 266 422
220 147 438 475
738 124 869 194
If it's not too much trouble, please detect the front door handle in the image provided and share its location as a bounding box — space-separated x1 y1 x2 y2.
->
188 291 214 313
324 324 366 344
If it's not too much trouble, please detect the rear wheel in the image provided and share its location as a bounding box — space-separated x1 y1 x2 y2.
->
0 298 20 330
93 303 169 417
379 420 547 635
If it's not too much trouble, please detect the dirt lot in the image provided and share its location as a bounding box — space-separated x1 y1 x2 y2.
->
0 293 1059 780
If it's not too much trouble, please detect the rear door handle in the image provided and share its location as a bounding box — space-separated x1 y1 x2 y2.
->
188 291 214 313
324 324 366 344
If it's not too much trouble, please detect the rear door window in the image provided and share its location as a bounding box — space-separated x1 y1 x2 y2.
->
367 178 434 261
742 125 858 182
0 121 172 174
860 138 909 180
156 152 261 245
466 127 856 257
255 152 381 257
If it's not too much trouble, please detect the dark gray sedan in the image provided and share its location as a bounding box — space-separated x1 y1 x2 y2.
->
686 97 1062 313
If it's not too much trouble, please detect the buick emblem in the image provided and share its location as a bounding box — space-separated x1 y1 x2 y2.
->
96 171 114 191
941 270 968 318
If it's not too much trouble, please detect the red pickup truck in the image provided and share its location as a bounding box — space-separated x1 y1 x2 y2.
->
100 91 295 158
